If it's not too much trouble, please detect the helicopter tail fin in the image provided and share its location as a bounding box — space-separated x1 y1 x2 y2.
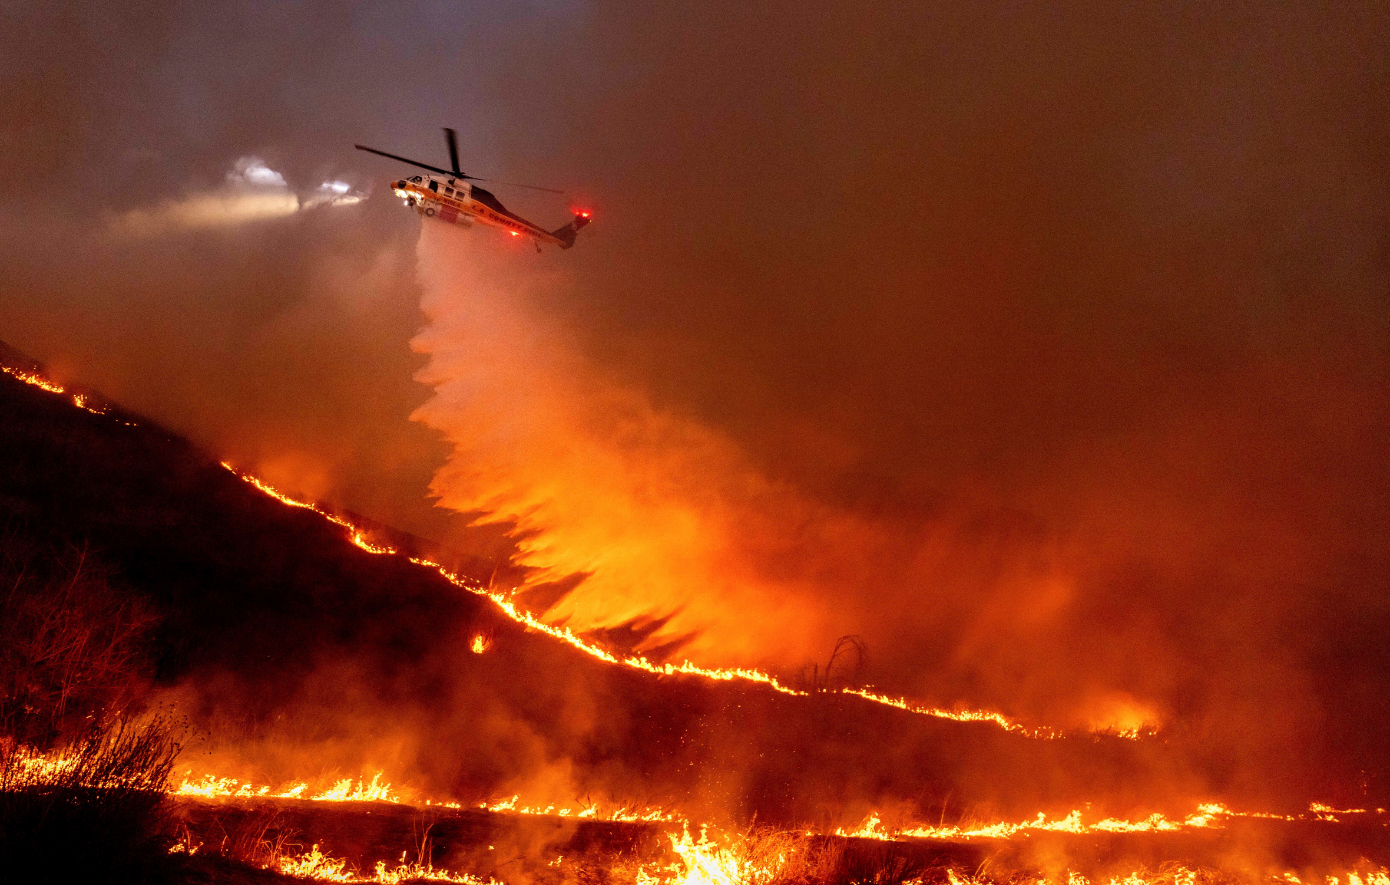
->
550 211 592 249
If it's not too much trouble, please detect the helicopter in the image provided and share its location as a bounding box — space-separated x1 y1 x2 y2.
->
355 128 591 250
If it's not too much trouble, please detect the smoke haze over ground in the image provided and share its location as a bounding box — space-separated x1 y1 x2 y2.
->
2 0 1389 807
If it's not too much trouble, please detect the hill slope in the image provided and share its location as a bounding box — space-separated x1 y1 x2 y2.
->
1 342 1225 827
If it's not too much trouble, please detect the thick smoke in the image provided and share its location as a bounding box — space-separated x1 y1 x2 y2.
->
2 0 1388 810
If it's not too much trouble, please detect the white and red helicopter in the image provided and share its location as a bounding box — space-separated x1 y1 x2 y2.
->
356 128 591 250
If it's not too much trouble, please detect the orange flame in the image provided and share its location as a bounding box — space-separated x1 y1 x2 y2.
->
2 365 110 415
175 771 396 804
834 803 1287 842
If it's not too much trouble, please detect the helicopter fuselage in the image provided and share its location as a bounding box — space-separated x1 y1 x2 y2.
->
358 130 590 249
392 174 568 247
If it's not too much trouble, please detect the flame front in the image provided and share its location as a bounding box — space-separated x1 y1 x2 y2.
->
2 365 109 415
221 461 1118 741
833 803 1294 842
0 355 1135 743
175 772 395 804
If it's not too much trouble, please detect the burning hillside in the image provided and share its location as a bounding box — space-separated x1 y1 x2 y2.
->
1 346 1387 885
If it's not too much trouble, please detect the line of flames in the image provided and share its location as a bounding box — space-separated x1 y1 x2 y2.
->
6 362 1383 885
224 464 1109 741
172 772 682 822
833 803 1291 841
166 805 1390 885
17 735 1388 885
174 772 396 803
190 827 1390 885
2 364 110 416
171 760 1385 841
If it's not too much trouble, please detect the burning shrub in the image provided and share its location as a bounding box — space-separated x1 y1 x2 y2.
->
0 715 181 881
658 826 839 885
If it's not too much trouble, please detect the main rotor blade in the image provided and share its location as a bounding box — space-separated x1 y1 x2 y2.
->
471 178 566 195
354 144 477 181
444 127 461 176
356 143 563 194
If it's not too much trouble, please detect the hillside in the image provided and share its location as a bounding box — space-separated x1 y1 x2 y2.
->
0 342 1243 828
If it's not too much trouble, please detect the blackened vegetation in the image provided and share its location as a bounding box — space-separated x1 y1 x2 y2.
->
179 799 668 883
797 636 868 694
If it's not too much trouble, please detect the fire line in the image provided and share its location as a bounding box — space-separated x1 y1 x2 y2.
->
221 461 1116 740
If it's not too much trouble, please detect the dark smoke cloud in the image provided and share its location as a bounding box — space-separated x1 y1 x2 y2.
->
2 0 1389 805
503 0 1390 789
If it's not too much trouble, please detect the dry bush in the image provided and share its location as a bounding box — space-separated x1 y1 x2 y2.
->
796 636 867 694
213 807 303 871
0 530 158 746
0 715 182 882
656 826 847 885
650 825 964 885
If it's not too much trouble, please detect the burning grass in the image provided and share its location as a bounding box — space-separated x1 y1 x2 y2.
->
167 788 1390 885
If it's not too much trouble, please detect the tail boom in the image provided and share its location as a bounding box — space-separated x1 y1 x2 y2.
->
550 212 592 249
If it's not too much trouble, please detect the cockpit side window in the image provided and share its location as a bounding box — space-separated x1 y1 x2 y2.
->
411 175 422 182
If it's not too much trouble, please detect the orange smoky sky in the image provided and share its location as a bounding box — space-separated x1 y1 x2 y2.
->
2 1 1388 803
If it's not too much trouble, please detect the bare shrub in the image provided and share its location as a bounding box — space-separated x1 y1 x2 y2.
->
797 635 868 694
0 531 158 746
0 715 182 881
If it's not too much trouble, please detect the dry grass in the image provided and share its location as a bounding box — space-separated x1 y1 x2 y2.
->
0 530 158 747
